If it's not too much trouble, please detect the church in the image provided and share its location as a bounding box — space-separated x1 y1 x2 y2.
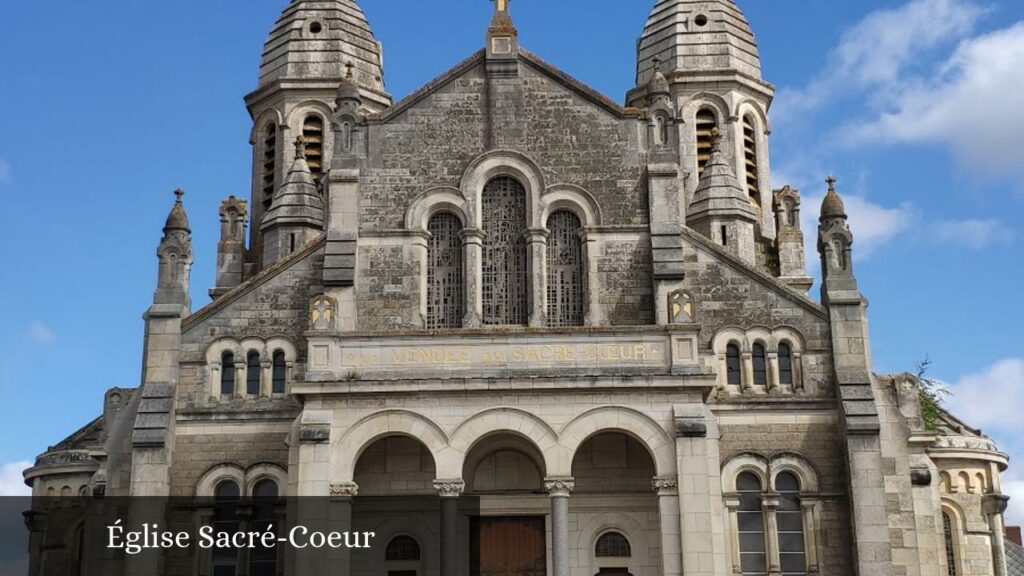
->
21 1 1020 575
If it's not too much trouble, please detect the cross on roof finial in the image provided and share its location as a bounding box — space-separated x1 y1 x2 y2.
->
826 175 837 192
174 188 184 203
295 135 307 160
494 0 510 14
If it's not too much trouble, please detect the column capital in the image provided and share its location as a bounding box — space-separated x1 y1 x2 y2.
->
652 476 679 496
983 493 1011 515
544 476 576 497
330 481 359 498
761 493 781 509
433 478 466 498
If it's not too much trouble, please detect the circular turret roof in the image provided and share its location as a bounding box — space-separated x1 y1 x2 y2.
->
259 0 387 94
636 0 762 86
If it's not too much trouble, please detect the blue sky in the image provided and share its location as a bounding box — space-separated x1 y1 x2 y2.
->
1 0 1022 522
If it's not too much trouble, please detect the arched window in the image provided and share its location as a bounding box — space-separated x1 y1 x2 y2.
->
250 480 279 576
696 108 718 177
737 472 766 576
386 535 421 576
778 343 794 385
221 352 236 396
727 344 742 386
427 212 465 329
595 532 631 557
302 114 325 184
752 343 768 386
547 210 584 327
212 481 240 576
246 352 261 396
482 177 528 326
743 115 760 203
776 472 807 576
943 511 959 576
261 122 277 210
271 351 286 395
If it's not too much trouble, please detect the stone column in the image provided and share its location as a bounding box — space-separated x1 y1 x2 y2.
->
581 229 604 326
260 357 272 398
723 496 742 575
801 500 820 575
653 477 682 576
327 482 358 575
545 477 575 576
434 479 465 576
762 493 782 576
527 228 549 328
675 405 728 576
741 349 754 392
195 508 214 576
984 494 1011 576
461 229 485 328
793 352 805 392
768 351 780 392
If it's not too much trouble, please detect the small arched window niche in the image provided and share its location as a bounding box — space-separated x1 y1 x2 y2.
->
712 328 807 394
594 531 633 576
206 339 297 401
385 535 423 576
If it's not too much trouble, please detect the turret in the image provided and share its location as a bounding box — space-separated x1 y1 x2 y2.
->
817 176 857 301
687 130 758 264
774 186 813 293
210 196 249 299
154 189 193 309
261 137 325 267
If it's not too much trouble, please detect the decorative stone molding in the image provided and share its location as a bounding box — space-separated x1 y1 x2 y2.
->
674 404 708 438
652 476 679 496
544 477 576 498
983 494 1010 516
910 468 932 487
433 479 465 498
330 482 359 498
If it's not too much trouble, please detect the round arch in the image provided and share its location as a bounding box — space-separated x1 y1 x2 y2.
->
196 463 246 497
405 186 470 231
459 150 546 229
680 92 732 126
721 453 770 492
333 410 449 483
560 406 676 477
446 407 565 479
249 108 285 145
769 453 820 493
576 512 654 576
541 184 603 227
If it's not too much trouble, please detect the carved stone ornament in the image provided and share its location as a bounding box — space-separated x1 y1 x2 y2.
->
652 476 679 496
309 295 337 331
330 482 359 498
544 477 576 497
433 479 466 498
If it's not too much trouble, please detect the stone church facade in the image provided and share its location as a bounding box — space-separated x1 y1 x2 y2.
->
22 1 1017 575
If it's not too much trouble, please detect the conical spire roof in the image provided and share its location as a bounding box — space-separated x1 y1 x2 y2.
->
163 189 191 233
259 0 388 97
689 130 758 221
636 0 762 86
261 137 325 231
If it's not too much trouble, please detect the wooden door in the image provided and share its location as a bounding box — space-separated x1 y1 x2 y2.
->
471 516 546 576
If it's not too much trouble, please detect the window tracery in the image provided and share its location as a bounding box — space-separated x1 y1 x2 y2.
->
427 212 465 329
546 210 584 327
481 177 528 326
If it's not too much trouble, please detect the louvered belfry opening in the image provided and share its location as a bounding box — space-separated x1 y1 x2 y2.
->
696 109 718 177
427 212 465 329
262 122 277 209
546 210 584 327
302 114 325 183
743 115 760 204
482 177 529 326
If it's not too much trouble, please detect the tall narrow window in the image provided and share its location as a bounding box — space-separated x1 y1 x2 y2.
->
743 115 760 203
547 210 584 327
776 472 807 576
271 351 286 395
302 115 324 184
779 343 794 385
727 344 742 386
752 343 768 386
212 481 240 576
221 352 236 396
262 122 277 210
246 352 261 396
943 512 959 576
696 109 718 177
427 213 465 329
250 480 279 576
482 177 528 326
737 472 767 576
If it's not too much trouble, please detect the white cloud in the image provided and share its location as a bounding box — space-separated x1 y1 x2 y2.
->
946 359 1024 526
930 218 1015 249
0 461 31 497
847 23 1024 184
27 322 55 345
776 0 986 121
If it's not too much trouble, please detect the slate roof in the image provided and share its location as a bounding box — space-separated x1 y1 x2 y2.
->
1008 540 1024 576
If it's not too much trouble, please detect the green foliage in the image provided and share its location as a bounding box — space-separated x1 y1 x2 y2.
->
915 356 950 431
